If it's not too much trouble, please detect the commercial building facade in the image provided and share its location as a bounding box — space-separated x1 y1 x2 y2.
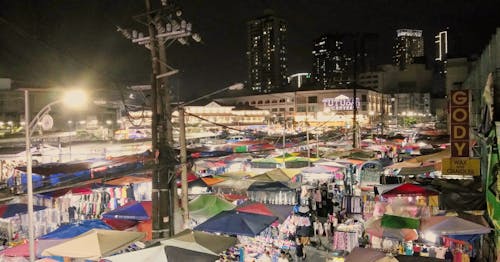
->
216 88 391 128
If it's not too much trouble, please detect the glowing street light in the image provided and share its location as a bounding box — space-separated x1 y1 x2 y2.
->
24 89 87 262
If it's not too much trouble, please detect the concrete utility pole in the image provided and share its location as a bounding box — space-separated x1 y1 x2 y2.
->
145 0 172 239
118 0 201 237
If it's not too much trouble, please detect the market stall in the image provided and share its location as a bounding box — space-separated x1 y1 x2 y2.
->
247 181 297 205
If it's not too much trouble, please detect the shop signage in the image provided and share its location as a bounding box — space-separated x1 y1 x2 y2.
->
449 90 470 157
441 157 480 176
322 95 360 111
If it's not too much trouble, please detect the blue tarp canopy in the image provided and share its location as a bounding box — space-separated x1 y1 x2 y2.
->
39 219 111 239
101 202 151 221
194 210 277 237
0 203 46 218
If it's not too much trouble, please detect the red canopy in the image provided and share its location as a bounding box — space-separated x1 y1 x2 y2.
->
236 203 274 217
382 183 439 197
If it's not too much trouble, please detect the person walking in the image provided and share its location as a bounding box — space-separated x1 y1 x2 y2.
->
295 239 306 260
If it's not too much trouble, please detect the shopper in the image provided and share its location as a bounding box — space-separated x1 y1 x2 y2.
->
277 250 289 262
296 239 306 260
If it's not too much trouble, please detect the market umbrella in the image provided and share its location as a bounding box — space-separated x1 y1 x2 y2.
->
251 169 291 182
39 219 112 239
161 229 238 262
0 220 112 258
41 229 145 260
102 245 167 262
420 216 491 235
236 202 293 223
365 218 418 241
345 247 387 262
102 201 152 221
194 210 277 237
188 195 235 223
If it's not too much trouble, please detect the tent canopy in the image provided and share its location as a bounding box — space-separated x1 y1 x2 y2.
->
103 245 166 262
41 229 145 260
194 210 277 237
420 216 491 235
102 201 152 221
250 169 291 182
236 202 293 223
381 214 420 229
376 183 439 197
39 219 111 239
188 195 235 222
161 229 238 256
247 181 294 192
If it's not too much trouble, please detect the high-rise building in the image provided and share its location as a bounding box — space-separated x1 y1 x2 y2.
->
247 11 288 94
393 29 424 70
435 30 448 76
311 35 351 88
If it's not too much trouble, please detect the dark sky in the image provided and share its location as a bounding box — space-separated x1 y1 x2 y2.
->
0 0 499 100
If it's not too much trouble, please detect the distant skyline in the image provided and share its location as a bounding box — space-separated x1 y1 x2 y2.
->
0 0 499 99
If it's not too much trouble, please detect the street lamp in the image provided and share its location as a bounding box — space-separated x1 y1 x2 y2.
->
24 89 87 262
178 83 243 228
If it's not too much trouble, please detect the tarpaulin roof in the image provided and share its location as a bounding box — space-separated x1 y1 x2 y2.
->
211 179 255 192
165 246 218 262
161 229 238 256
345 247 387 262
201 176 225 186
218 171 253 179
39 219 112 239
105 176 151 186
188 195 235 222
381 214 420 229
420 216 492 235
247 181 294 192
251 169 291 182
101 201 152 221
397 165 436 175
0 203 46 218
376 183 439 197
103 245 167 262
236 202 293 223
407 148 450 163
194 210 277 237
41 229 146 260
236 202 274 217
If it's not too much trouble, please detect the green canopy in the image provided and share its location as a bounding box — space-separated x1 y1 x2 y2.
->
381 214 420 229
188 195 235 223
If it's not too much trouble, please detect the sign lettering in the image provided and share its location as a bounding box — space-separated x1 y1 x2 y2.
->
322 95 360 111
450 90 470 157
442 157 480 176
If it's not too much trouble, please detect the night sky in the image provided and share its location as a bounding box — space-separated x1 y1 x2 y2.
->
0 0 499 100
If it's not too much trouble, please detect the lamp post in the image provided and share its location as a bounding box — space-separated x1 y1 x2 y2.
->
24 89 86 262
177 83 243 228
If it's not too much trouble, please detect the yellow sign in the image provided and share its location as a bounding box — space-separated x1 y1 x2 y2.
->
442 157 480 176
